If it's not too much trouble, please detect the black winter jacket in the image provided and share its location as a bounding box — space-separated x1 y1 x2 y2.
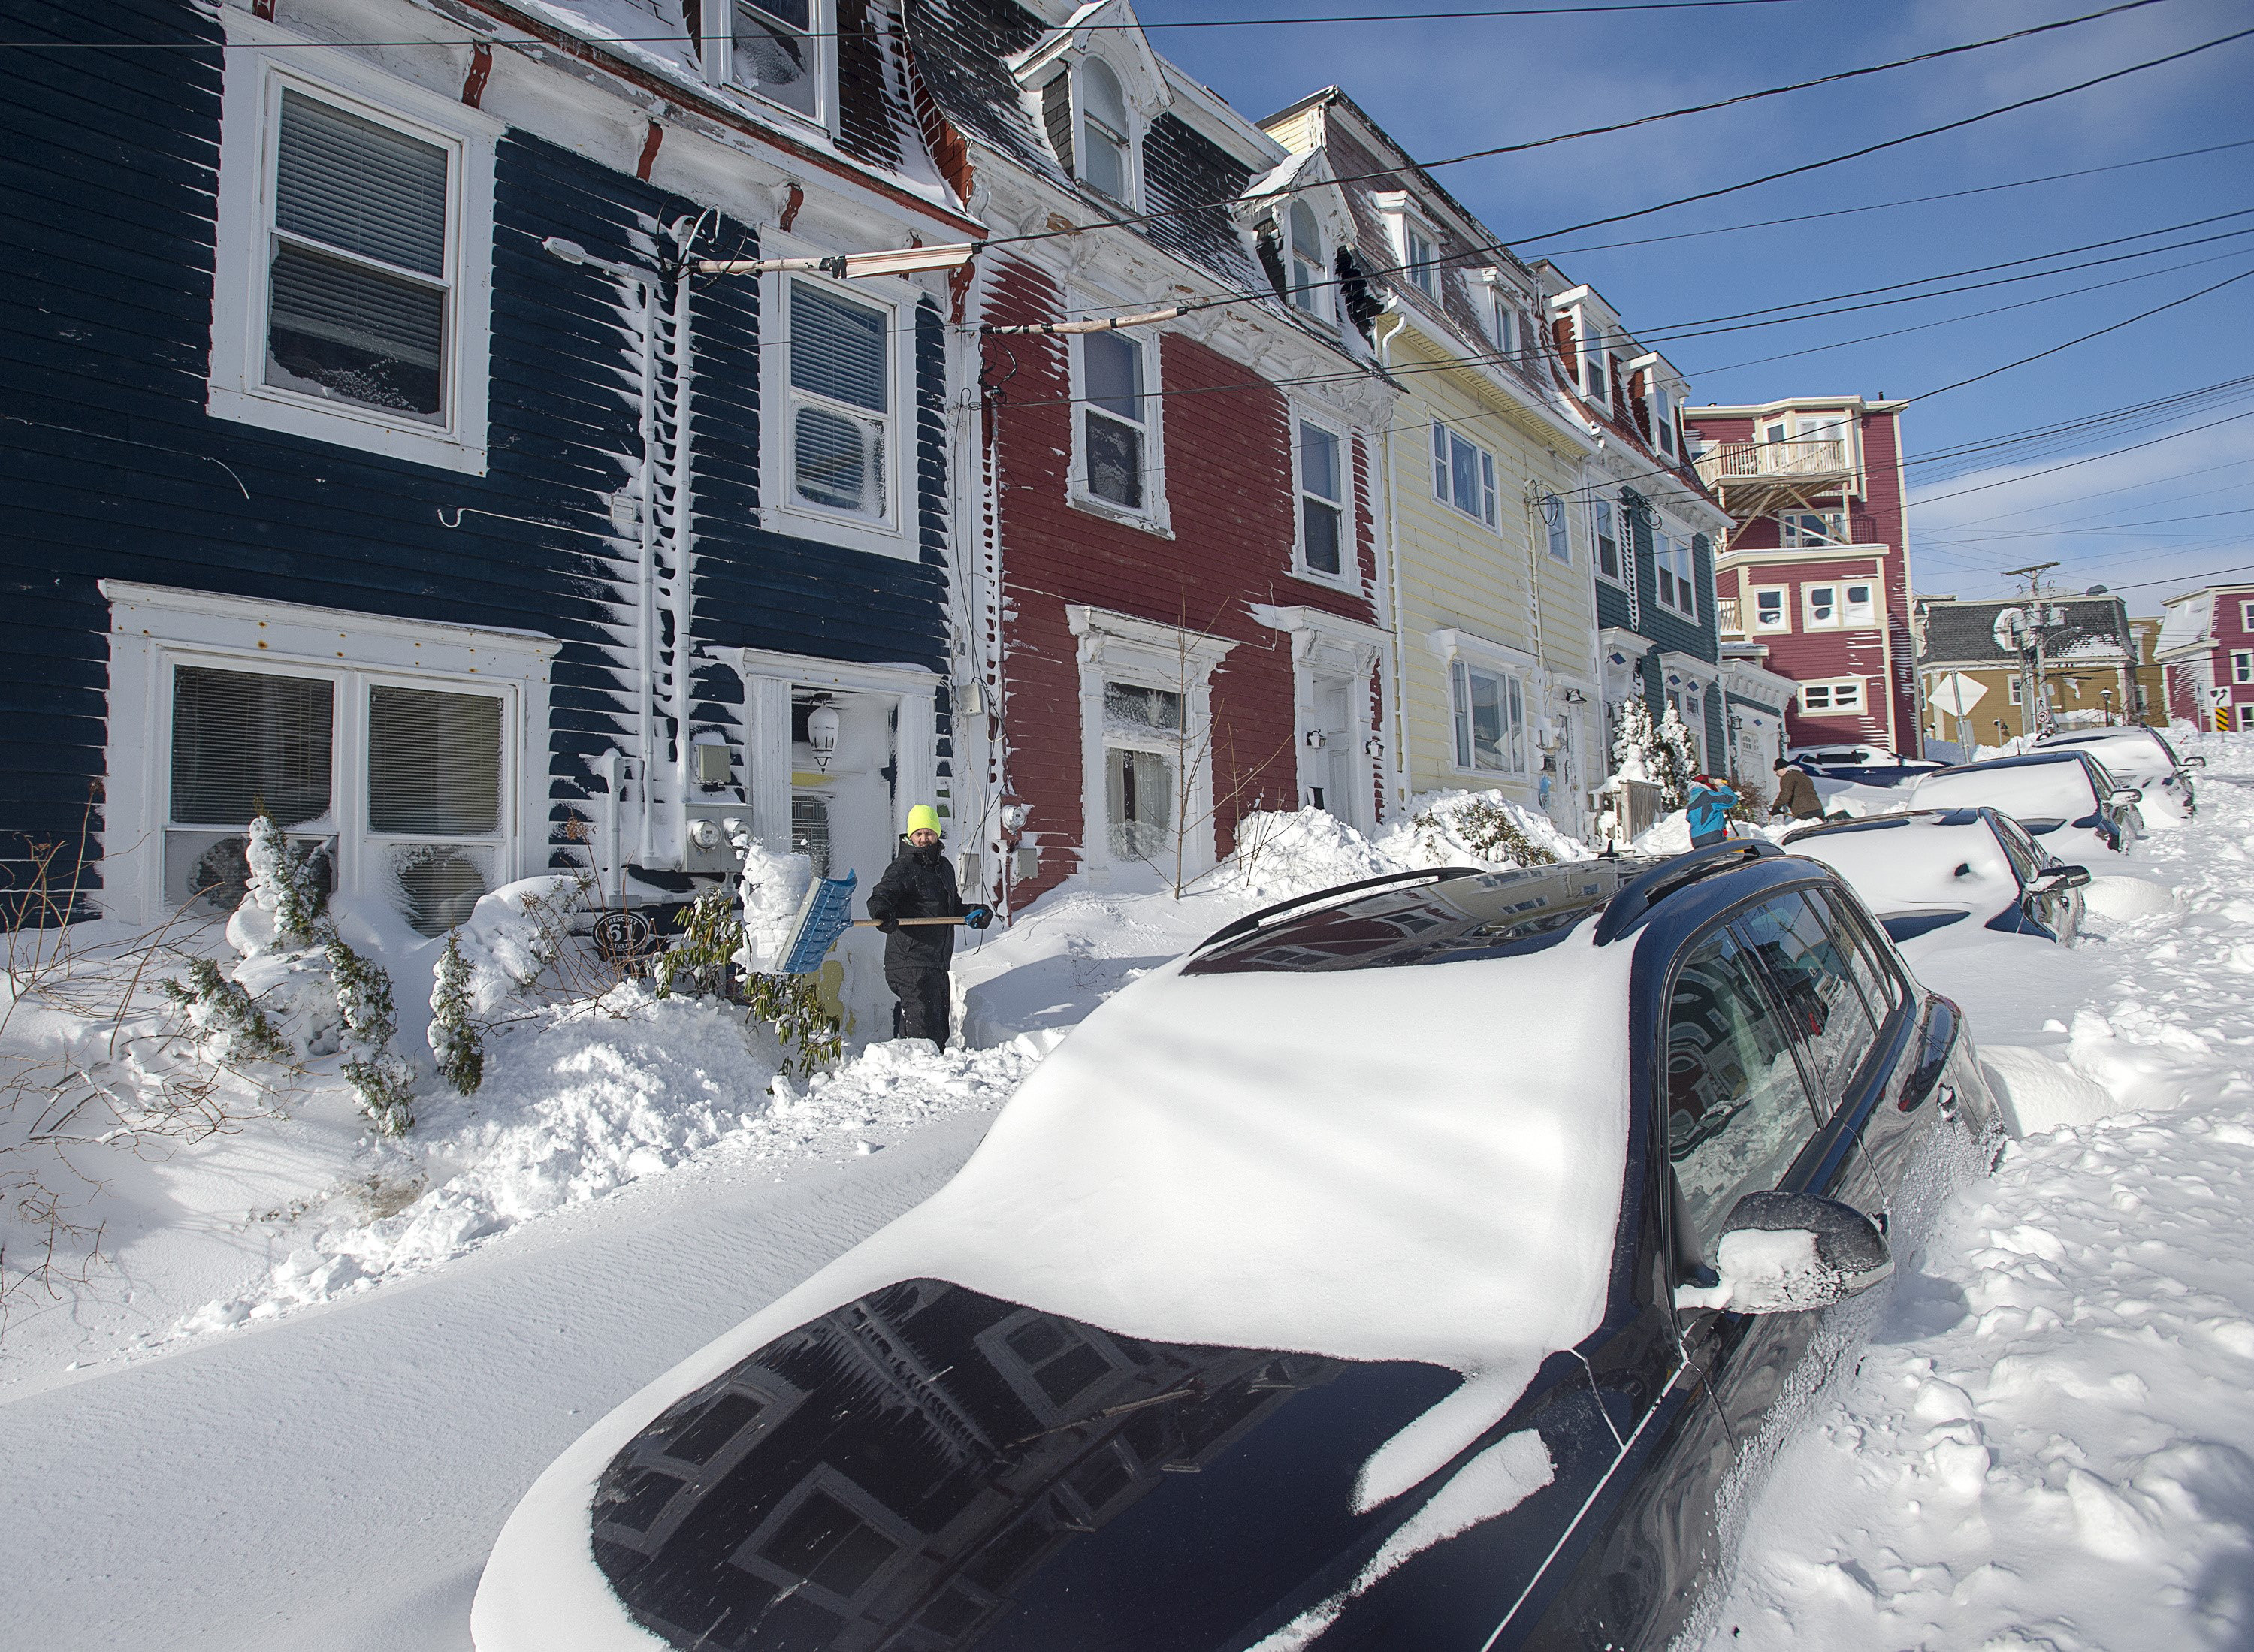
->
866 841 966 968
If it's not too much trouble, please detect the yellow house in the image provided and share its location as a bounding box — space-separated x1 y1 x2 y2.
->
1262 92 1603 838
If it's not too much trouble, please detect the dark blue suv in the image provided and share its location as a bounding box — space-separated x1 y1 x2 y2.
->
474 842 2002 1652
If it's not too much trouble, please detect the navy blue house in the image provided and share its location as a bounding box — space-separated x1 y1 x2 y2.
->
5 0 981 1025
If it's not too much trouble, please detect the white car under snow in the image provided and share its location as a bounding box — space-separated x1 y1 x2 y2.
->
1910 751 2144 861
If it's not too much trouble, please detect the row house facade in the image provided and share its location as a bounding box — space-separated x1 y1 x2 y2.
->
1537 271 1778 798
2154 581 2254 730
1914 596 2137 747
912 4 1393 904
1260 92 1600 839
1684 396 1920 760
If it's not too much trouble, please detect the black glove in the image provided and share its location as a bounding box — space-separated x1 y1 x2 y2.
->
875 916 899 933
964 905 993 931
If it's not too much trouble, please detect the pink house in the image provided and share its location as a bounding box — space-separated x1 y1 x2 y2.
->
2156 582 2254 729
1682 397 1920 756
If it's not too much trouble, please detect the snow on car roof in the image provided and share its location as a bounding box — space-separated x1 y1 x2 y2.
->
1916 755 2100 822
1785 810 2018 913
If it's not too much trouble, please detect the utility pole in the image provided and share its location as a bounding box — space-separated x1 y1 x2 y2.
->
2002 562 2062 741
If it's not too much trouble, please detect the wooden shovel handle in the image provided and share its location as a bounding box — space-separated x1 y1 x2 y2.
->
851 916 965 926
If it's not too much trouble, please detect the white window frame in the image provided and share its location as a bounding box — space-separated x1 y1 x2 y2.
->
1432 630 1536 781
1579 315 1612 409
1650 379 1678 458
1804 583 1841 630
1841 580 1878 627
1431 423 1499 530
207 17 499 474
1291 412 1352 587
1285 199 1331 323
98 581 556 929
1750 585 1790 633
1404 223 1439 299
1800 678 1866 714
702 0 836 135
1068 310 1168 531
1651 529 1698 621
2008 676 2023 705
2233 650 2253 684
1540 491 1571 565
759 253 918 559
1591 497 1623 584
2240 599 2254 632
1041 54 1143 209
1066 607 1232 886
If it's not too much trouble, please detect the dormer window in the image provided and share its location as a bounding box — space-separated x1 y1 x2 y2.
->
1079 58 1134 203
1288 201 1326 318
1651 381 1677 457
730 0 821 121
1580 335 1609 407
1405 225 1437 298
1040 55 1140 208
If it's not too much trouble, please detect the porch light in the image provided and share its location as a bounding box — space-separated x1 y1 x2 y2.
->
1364 734 1385 758
1304 729 1327 748
805 698 841 770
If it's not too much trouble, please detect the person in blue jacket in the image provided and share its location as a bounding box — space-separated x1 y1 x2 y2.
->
1684 773 1739 849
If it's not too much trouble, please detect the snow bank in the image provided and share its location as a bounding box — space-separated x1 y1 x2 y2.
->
175 989 1046 1334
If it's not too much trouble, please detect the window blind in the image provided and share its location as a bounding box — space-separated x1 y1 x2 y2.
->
276 91 447 278
1299 423 1342 576
790 282 886 412
171 666 334 827
367 684 502 834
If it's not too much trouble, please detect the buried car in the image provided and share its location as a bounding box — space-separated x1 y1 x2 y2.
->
1911 749 2145 856
472 844 2002 1652
1781 808 2089 947
2032 724 2201 820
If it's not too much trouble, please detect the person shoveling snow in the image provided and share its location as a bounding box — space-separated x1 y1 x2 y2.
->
1684 773 1740 847
866 805 990 1051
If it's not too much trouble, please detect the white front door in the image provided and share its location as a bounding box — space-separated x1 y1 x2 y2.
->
1309 674 1365 832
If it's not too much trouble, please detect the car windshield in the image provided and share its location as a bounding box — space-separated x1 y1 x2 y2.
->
1183 860 1640 974
589 1278 1462 1652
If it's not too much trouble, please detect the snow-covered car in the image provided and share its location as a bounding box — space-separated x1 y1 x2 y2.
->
2032 724 2201 819
473 844 2002 1652
1782 808 2090 947
1911 750 2144 856
1784 744 1944 788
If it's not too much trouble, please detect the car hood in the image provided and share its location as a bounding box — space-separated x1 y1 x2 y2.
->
476 931 1639 1650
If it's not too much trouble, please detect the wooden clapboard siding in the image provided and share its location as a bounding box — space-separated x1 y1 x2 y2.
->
1383 326 1597 807
0 0 956 914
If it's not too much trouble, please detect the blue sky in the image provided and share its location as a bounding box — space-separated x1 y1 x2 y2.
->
1133 0 2254 613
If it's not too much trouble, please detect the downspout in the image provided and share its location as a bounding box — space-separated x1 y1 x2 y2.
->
660 227 699 870
1375 310 1411 813
632 269 660 870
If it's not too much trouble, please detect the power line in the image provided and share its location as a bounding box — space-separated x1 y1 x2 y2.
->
1905 373 2254 470
1903 264 2254 404
1908 405 2254 510
1533 137 2254 258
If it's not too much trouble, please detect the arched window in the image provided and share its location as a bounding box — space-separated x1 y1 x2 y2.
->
1288 201 1324 316
1079 59 1132 203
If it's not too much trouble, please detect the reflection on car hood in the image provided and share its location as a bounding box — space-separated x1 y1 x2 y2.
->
591 1278 1463 1651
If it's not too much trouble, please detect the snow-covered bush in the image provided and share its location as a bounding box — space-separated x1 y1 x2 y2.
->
159 957 289 1065
327 939 413 1136
242 812 329 950
428 932 482 1096
651 852 841 1077
1612 696 1656 784
1650 704 1700 808
1403 793 1558 868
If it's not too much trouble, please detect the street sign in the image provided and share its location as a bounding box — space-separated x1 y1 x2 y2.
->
1931 672 1988 718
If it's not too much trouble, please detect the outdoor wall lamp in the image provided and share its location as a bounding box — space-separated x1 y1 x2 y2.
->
1304 729 1327 748
1364 735 1386 758
805 697 841 770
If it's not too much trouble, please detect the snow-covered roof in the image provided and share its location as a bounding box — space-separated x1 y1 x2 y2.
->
2156 590 2216 656
1917 596 2132 668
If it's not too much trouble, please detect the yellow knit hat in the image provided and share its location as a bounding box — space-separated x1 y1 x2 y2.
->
904 804 942 837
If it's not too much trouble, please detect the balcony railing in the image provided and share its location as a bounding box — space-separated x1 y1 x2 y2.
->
1694 438 1851 490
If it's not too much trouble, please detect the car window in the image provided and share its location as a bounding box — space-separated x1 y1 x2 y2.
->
1733 891 1878 1108
1810 886 1902 1019
1666 928 1824 1262
1990 814 2041 885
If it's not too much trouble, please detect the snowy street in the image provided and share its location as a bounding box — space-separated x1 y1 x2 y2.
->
5 749 2254 1651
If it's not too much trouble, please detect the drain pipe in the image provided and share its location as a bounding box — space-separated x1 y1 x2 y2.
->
1375 310 1412 815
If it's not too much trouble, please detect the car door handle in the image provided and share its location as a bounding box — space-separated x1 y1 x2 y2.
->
1936 1082 1959 1123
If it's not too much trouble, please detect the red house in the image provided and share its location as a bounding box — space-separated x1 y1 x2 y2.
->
1683 397 1920 756
914 6 1394 906
2156 581 2254 729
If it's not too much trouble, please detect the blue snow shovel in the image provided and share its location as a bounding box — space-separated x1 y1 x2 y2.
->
772 871 973 974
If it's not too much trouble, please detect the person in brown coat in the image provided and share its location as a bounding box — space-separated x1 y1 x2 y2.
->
1770 757 1823 820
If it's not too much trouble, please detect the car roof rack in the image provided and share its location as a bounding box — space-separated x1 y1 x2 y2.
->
1593 839 1784 946
1189 867 1483 956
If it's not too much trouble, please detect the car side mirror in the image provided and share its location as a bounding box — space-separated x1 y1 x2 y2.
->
2186 754 2207 768
2028 864 2090 893
1674 1191 1893 1315
2109 787 2143 807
